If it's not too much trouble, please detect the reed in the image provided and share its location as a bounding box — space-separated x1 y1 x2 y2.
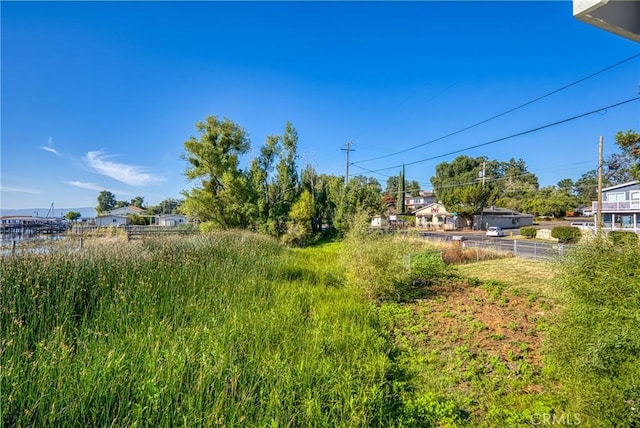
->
1 231 395 426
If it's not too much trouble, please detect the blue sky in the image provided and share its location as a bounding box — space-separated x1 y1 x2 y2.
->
1 1 639 211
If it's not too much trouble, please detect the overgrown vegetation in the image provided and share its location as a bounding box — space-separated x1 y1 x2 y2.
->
547 239 640 427
5 228 638 426
519 227 537 238
1 232 395 426
551 226 581 243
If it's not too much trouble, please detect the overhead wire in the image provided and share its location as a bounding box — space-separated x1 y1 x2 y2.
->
359 96 640 174
352 53 640 164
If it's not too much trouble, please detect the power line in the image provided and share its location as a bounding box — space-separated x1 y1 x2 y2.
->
353 53 640 165
361 96 640 174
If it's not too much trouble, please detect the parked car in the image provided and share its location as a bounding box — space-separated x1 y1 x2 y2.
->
486 226 505 237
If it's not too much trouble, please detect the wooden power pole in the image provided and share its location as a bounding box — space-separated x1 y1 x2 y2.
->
341 142 354 187
597 135 604 235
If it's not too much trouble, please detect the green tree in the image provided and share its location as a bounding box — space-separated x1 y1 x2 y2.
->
130 196 145 208
521 186 579 217
248 122 300 236
181 116 252 229
148 198 182 215
65 211 81 222
96 190 116 214
614 129 640 180
396 166 405 215
334 176 383 235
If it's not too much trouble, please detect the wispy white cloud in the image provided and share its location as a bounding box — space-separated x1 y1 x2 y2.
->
64 181 105 192
0 185 41 194
39 136 61 156
40 146 60 155
83 150 165 186
64 181 134 196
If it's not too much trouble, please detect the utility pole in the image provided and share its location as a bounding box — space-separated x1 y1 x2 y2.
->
478 161 486 230
597 135 604 236
341 142 354 187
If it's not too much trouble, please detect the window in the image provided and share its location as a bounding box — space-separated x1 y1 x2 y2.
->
606 192 626 202
112 218 117 223
631 191 640 200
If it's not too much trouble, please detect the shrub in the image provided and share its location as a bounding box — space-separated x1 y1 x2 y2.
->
519 227 537 238
551 226 581 243
608 230 638 246
547 240 640 426
340 222 446 301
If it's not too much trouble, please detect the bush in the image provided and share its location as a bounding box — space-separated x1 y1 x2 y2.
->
519 227 537 238
547 240 640 426
608 230 638 246
340 222 446 301
551 226 581 243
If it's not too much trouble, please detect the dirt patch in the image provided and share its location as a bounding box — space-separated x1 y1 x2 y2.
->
399 279 554 373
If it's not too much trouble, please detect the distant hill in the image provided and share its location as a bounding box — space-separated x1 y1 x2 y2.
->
0 207 97 219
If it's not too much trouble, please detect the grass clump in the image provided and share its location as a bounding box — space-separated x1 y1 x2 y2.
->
1 231 397 427
546 238 640 427
340 224 447 301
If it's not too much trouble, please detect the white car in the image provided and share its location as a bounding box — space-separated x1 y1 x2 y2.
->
486 226 505 237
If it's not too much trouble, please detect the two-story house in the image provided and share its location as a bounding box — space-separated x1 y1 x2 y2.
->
592 180 640 233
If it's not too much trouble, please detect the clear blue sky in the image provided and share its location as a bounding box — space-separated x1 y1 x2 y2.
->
1 1 639 211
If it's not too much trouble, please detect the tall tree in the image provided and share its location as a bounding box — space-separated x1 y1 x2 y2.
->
248 122 301 236
130 196 145 208
396 166 405 214
181 116 252 229
334 175 383 235
96 190 116 214
614 129 640 180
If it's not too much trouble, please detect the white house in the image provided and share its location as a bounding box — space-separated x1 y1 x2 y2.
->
155 214 188 227
404 191 436 212
592 181 640 233
414 203 465 230
94 215 129 227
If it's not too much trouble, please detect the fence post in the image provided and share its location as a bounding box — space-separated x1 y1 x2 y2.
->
513 239 517 257
12 240 16 255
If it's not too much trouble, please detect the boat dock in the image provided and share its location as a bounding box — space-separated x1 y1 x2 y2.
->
1 216 68 240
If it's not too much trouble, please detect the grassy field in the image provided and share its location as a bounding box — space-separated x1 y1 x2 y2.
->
2 233 395 426
3 231 636 426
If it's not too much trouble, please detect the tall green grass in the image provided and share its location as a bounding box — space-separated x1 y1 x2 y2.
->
547 238 640 427
1 231 396 426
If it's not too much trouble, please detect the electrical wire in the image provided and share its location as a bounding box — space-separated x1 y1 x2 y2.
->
352 53 640 164
359 96 640 174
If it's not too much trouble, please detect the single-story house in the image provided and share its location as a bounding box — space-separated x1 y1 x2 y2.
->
473 207 534 230
370 215 389 228
94 215 129 227
155 214 188 227
592 180 640 233
414 203 466 230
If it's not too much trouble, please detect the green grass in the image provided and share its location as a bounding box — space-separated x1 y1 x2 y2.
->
1 232 396 427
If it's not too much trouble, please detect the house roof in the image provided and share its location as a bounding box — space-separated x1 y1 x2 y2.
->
602 180 640 192
481 206 534 217
413 203 450 216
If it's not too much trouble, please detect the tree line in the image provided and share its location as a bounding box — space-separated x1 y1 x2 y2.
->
92 116 639 239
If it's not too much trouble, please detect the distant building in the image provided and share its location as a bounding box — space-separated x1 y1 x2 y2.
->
473 207 534 230
592 180 640 233
405 191 436 213
155 214 188 227
94 214 129 227
414 203 466 230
